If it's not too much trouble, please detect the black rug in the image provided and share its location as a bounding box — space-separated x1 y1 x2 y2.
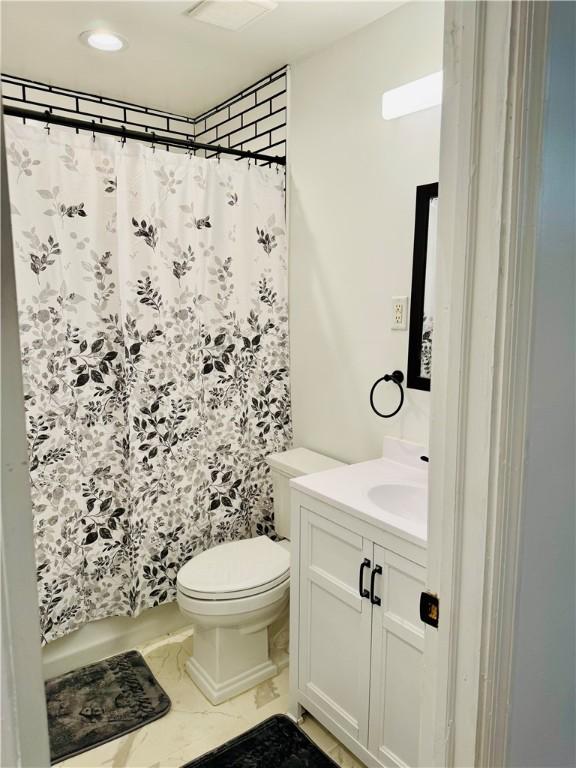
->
182 715 340 768
45 649 171 764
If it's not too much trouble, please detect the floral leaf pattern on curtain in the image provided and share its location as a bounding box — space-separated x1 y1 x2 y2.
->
6 119 291 644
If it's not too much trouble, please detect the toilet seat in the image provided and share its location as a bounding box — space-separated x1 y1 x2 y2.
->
177 536 290 601
177 578 289 619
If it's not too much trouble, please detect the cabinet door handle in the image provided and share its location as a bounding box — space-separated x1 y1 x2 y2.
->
370 565 383 605
358 558 371 598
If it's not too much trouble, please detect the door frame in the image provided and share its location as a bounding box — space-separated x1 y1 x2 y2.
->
420 2 549 766
1 117 51 767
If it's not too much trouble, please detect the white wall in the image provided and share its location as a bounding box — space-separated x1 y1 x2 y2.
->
288 2 443 464
507 3 576 766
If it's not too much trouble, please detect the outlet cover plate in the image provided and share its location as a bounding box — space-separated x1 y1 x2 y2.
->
392 296 408 330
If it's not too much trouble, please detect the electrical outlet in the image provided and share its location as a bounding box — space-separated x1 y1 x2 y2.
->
391 296 408 330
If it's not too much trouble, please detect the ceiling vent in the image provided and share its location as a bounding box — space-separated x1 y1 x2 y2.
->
185 1 278 31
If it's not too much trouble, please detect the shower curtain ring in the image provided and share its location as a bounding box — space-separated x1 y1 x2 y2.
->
120 125 126 148
91 120 96 142
44 110 51 135
151 132 156 153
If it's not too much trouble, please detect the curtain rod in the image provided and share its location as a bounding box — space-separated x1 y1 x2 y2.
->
2 106 287 166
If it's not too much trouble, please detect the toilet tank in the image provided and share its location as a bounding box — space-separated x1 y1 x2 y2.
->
266 448 345 539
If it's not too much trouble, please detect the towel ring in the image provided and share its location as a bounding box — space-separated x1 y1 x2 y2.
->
369 370 405 418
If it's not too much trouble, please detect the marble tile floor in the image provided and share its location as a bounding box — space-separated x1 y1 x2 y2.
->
60 626 366 768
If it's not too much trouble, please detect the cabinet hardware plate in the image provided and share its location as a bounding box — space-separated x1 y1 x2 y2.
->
420 591 439 628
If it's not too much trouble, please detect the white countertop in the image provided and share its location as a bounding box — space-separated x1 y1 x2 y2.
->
290 452 428 546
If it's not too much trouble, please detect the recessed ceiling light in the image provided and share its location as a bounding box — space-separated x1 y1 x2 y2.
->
79 30 127 52
185 1 277 31
382 71 443 120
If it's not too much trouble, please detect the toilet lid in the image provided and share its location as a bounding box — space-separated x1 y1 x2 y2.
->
177 536 290 600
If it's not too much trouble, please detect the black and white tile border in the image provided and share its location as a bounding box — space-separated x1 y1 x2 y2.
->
1 66 287 165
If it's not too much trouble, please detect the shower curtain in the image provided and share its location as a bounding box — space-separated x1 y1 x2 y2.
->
5 119 291 644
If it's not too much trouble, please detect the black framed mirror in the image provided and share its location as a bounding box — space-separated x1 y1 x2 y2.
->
407 182 438 391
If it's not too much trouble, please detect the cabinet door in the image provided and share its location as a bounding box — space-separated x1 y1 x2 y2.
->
298 504 373 745
368 545 426 768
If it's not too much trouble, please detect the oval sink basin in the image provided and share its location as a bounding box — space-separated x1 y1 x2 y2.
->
367 483 427 518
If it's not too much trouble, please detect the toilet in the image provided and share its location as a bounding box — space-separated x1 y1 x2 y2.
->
176 448 344 705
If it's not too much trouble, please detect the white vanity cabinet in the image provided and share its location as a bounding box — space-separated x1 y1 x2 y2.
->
290 490 427 768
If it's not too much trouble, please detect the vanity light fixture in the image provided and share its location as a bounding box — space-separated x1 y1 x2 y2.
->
382 71 443 120
79 30 127 52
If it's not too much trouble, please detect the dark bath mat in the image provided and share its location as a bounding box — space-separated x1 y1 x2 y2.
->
45 649 171 764
181 714 340 768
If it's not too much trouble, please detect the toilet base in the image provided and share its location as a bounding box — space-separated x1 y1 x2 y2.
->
185 625 278 705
